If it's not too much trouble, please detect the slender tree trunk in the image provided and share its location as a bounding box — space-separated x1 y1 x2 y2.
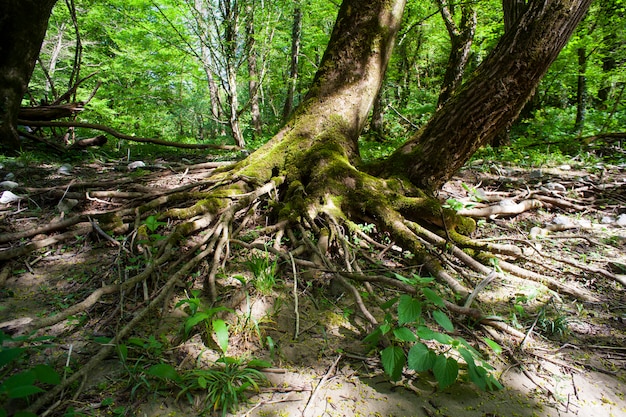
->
222 0 245 147
0 0 58 152
574 46 587 134
246 5 262 137
382 0 593 190
282 2 302 122
436 0 477 109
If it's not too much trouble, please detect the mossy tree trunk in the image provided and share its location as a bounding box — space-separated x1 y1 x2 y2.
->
0 0 58 152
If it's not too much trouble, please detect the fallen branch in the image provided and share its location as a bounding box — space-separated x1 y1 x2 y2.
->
17 119 240 150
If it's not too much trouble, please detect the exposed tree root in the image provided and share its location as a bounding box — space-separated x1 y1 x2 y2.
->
1 155 623 415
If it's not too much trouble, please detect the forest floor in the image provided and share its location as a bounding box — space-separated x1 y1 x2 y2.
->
1 149 625 417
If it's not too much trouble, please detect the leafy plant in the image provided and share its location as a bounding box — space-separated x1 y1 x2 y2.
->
175 289 233 341
364 274 502 391
245 251 279 295
0 332 60 417
133 312 269 417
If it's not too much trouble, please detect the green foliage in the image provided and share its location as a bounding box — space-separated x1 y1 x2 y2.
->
117 306 269 416
175 290 233 340
0 332 60 417
245 250 279 295
364 275 502 391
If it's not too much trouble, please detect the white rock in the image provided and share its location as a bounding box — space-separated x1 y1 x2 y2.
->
616 214 626 227
577 218 592 228
559 164 571 170
58 164 73 175
57 198 79 213
553 215 573 226
0 190 23 204
601 216 614 224
0 181 19 190
4 172 15 181
545 182 566 192
128 161 146 170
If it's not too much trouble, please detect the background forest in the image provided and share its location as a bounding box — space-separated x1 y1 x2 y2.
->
29 0 626 157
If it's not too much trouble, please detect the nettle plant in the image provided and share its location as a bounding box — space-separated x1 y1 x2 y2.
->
364 274 503 391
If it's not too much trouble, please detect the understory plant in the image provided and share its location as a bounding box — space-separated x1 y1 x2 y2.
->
121 291 270 416
0 332 60 417
364 274 502 391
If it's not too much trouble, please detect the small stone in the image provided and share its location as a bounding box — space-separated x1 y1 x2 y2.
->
616 214 626 227
58 164 73 175
57 198 79 213
559 164 571 170
0 181 19 190
577 218 592 228
601 216 614 224
545 182 566 192
128 161 146 170
553 215 573 226
4 172 15 181
0 190 23 204
529 170 543 179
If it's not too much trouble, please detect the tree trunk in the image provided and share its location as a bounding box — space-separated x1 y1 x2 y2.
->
246 5 262 138
436 0 477 109
282 3 302 123
382 0 593 191
0 0 58 152
574 46 587 135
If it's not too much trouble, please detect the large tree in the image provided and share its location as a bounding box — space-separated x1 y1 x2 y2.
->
1 0 597 412
0 0 58 152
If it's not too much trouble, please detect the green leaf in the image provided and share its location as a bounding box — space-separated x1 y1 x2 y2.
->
379 322 392 335
117 343 128 362
146 363 180 382
380 297 399 311
246 359 272 369
184 312 211 336
380 346 406 381
483 337 503 355
432 310 454 332
197 375 207 389
393 327 417 342
407 343 436 372
431 332 454 345
0 347 23 368
398 295 422 325
32 364 60 385
7 385 45 399
363 327 382 346
212 319 229 354
432 355 458 389
416 325 437 340
422 287 445 308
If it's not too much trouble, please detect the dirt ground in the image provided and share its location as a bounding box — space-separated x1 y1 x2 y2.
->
1 153 625 417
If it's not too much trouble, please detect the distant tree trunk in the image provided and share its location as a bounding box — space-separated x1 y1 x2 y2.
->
574 47 587 134
246 5 262 138
436 0 477 109
194 0 222 136
0 0 58 152
282 2 302 122
491 0 529 148
382 0 593 190
369 88 385 140
222 0 245 147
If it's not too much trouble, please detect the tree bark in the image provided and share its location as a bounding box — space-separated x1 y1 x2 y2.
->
0 0 58 152
574 46 587 134
436 0 477 109
382 0 593 191
246 4 262 137
282 2 302 123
